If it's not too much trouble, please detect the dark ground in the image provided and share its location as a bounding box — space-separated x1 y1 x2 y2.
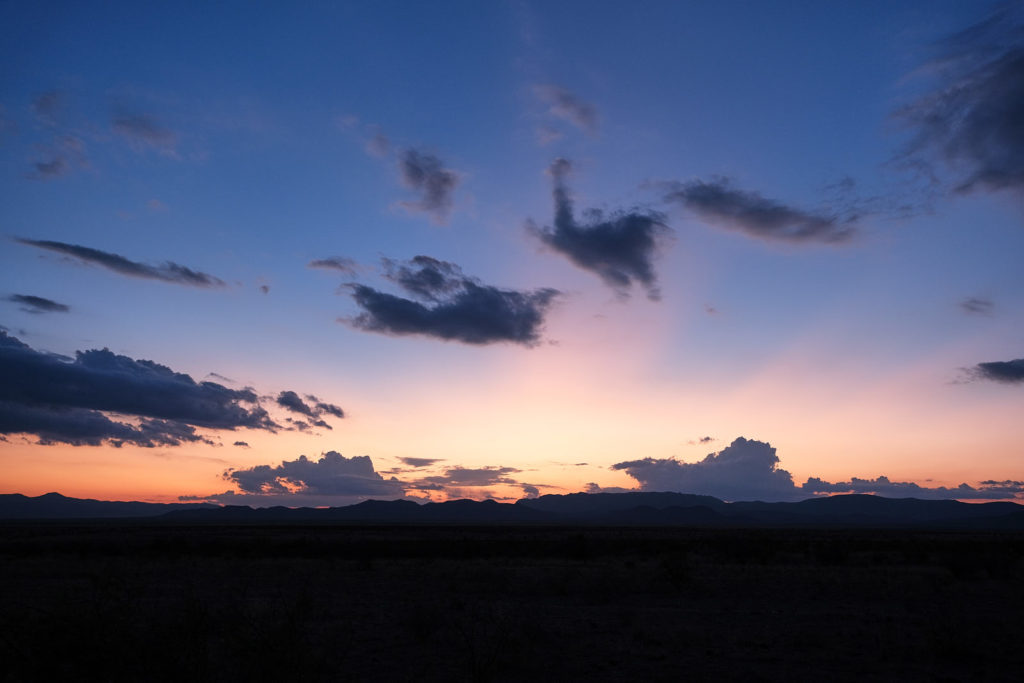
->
2 523 1023 682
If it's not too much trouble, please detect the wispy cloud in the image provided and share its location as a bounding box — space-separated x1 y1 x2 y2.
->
16 238 225 288
664 178 856 244
530 158 669 300
6 294 70 314
894 5 1024 195
398 149 459 223
308 256 359 276
961 296 994 315
345 256 559 346
533 84 598 134
112 112 178 154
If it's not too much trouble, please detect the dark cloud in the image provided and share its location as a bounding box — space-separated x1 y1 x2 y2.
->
224 451 405 499
6 294 69 314
275 390 344 420
961 297 994 314
259 285 270 295
398 149 459 222
664 178 856 244
346 256 559 346
802 476 1024 500
530 158 669 300
0 330 277 447
308 256 359 275
612 437 802 502
398 457 444 468
895 6 1024 195
16 238 225 287
112 113 177 152
971 357 1024 384
33 157 69 178
521 484 540 498
233 441 250 448
533 84 598 134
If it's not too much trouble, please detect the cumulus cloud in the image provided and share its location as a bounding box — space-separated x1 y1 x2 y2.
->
612 437 802 502
802 476 1024 500
533 84 598 134
16 238 225 287
223 451 405 501
895 5 1024 195
961 296 994 315
308 256 359 275
969 357 1024 384
664 178 856 244
112 112 177 153
6 294 69 314
398 149 459 222
530 158 669 300
0 330 277 447
346 256 559 346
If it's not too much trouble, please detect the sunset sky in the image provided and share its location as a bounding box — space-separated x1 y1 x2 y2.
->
2 0 1022 506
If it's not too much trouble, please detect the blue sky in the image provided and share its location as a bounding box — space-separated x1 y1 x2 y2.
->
2 1 1022 505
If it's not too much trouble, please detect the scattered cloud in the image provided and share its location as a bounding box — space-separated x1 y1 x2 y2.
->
346 256 559 346
398 149 459 222
16 238 225 287
969 357 1024 384
398 457 444 468
366 131 391 157
30 135 86 180
309 256 359 275
802 476 1024 500
112 112 178 154
533 84 598 134
259 285 270 295
530 158 669 300
275 390 344 420
664 178 856 244
147 199 168 212
233 441 250 448
894 5 1024 195
6 294 69 314
0 330 277 447
32 91 63 126
961 296 994 315
612 437 802 502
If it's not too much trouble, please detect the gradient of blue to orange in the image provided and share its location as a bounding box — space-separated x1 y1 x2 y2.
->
1 0 1022 505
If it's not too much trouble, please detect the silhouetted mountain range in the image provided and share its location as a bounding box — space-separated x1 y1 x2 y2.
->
4 491 1024 528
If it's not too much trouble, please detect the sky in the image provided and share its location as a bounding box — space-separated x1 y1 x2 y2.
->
1 0 1023 506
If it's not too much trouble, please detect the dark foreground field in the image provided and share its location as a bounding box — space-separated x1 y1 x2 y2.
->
2 524 1023 681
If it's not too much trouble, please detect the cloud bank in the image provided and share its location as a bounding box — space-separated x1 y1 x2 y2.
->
664 178 855 244
531 158 669 300
17 238 225 288
0 330 275 447
346 256 559 346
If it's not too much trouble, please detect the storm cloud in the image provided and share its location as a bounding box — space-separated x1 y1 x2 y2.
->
533 84 598 134
398 149 459 222
16 238 225 287
530 158 669 300
895 6 1024 195
664 178 855 244
6 294 69 314
0 330 278 447
612 437 802 502
347 256 559 346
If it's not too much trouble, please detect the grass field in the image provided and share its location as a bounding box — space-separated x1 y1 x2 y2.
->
2 524 1023 681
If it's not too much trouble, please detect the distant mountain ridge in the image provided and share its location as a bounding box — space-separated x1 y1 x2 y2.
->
3 491 1024 529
